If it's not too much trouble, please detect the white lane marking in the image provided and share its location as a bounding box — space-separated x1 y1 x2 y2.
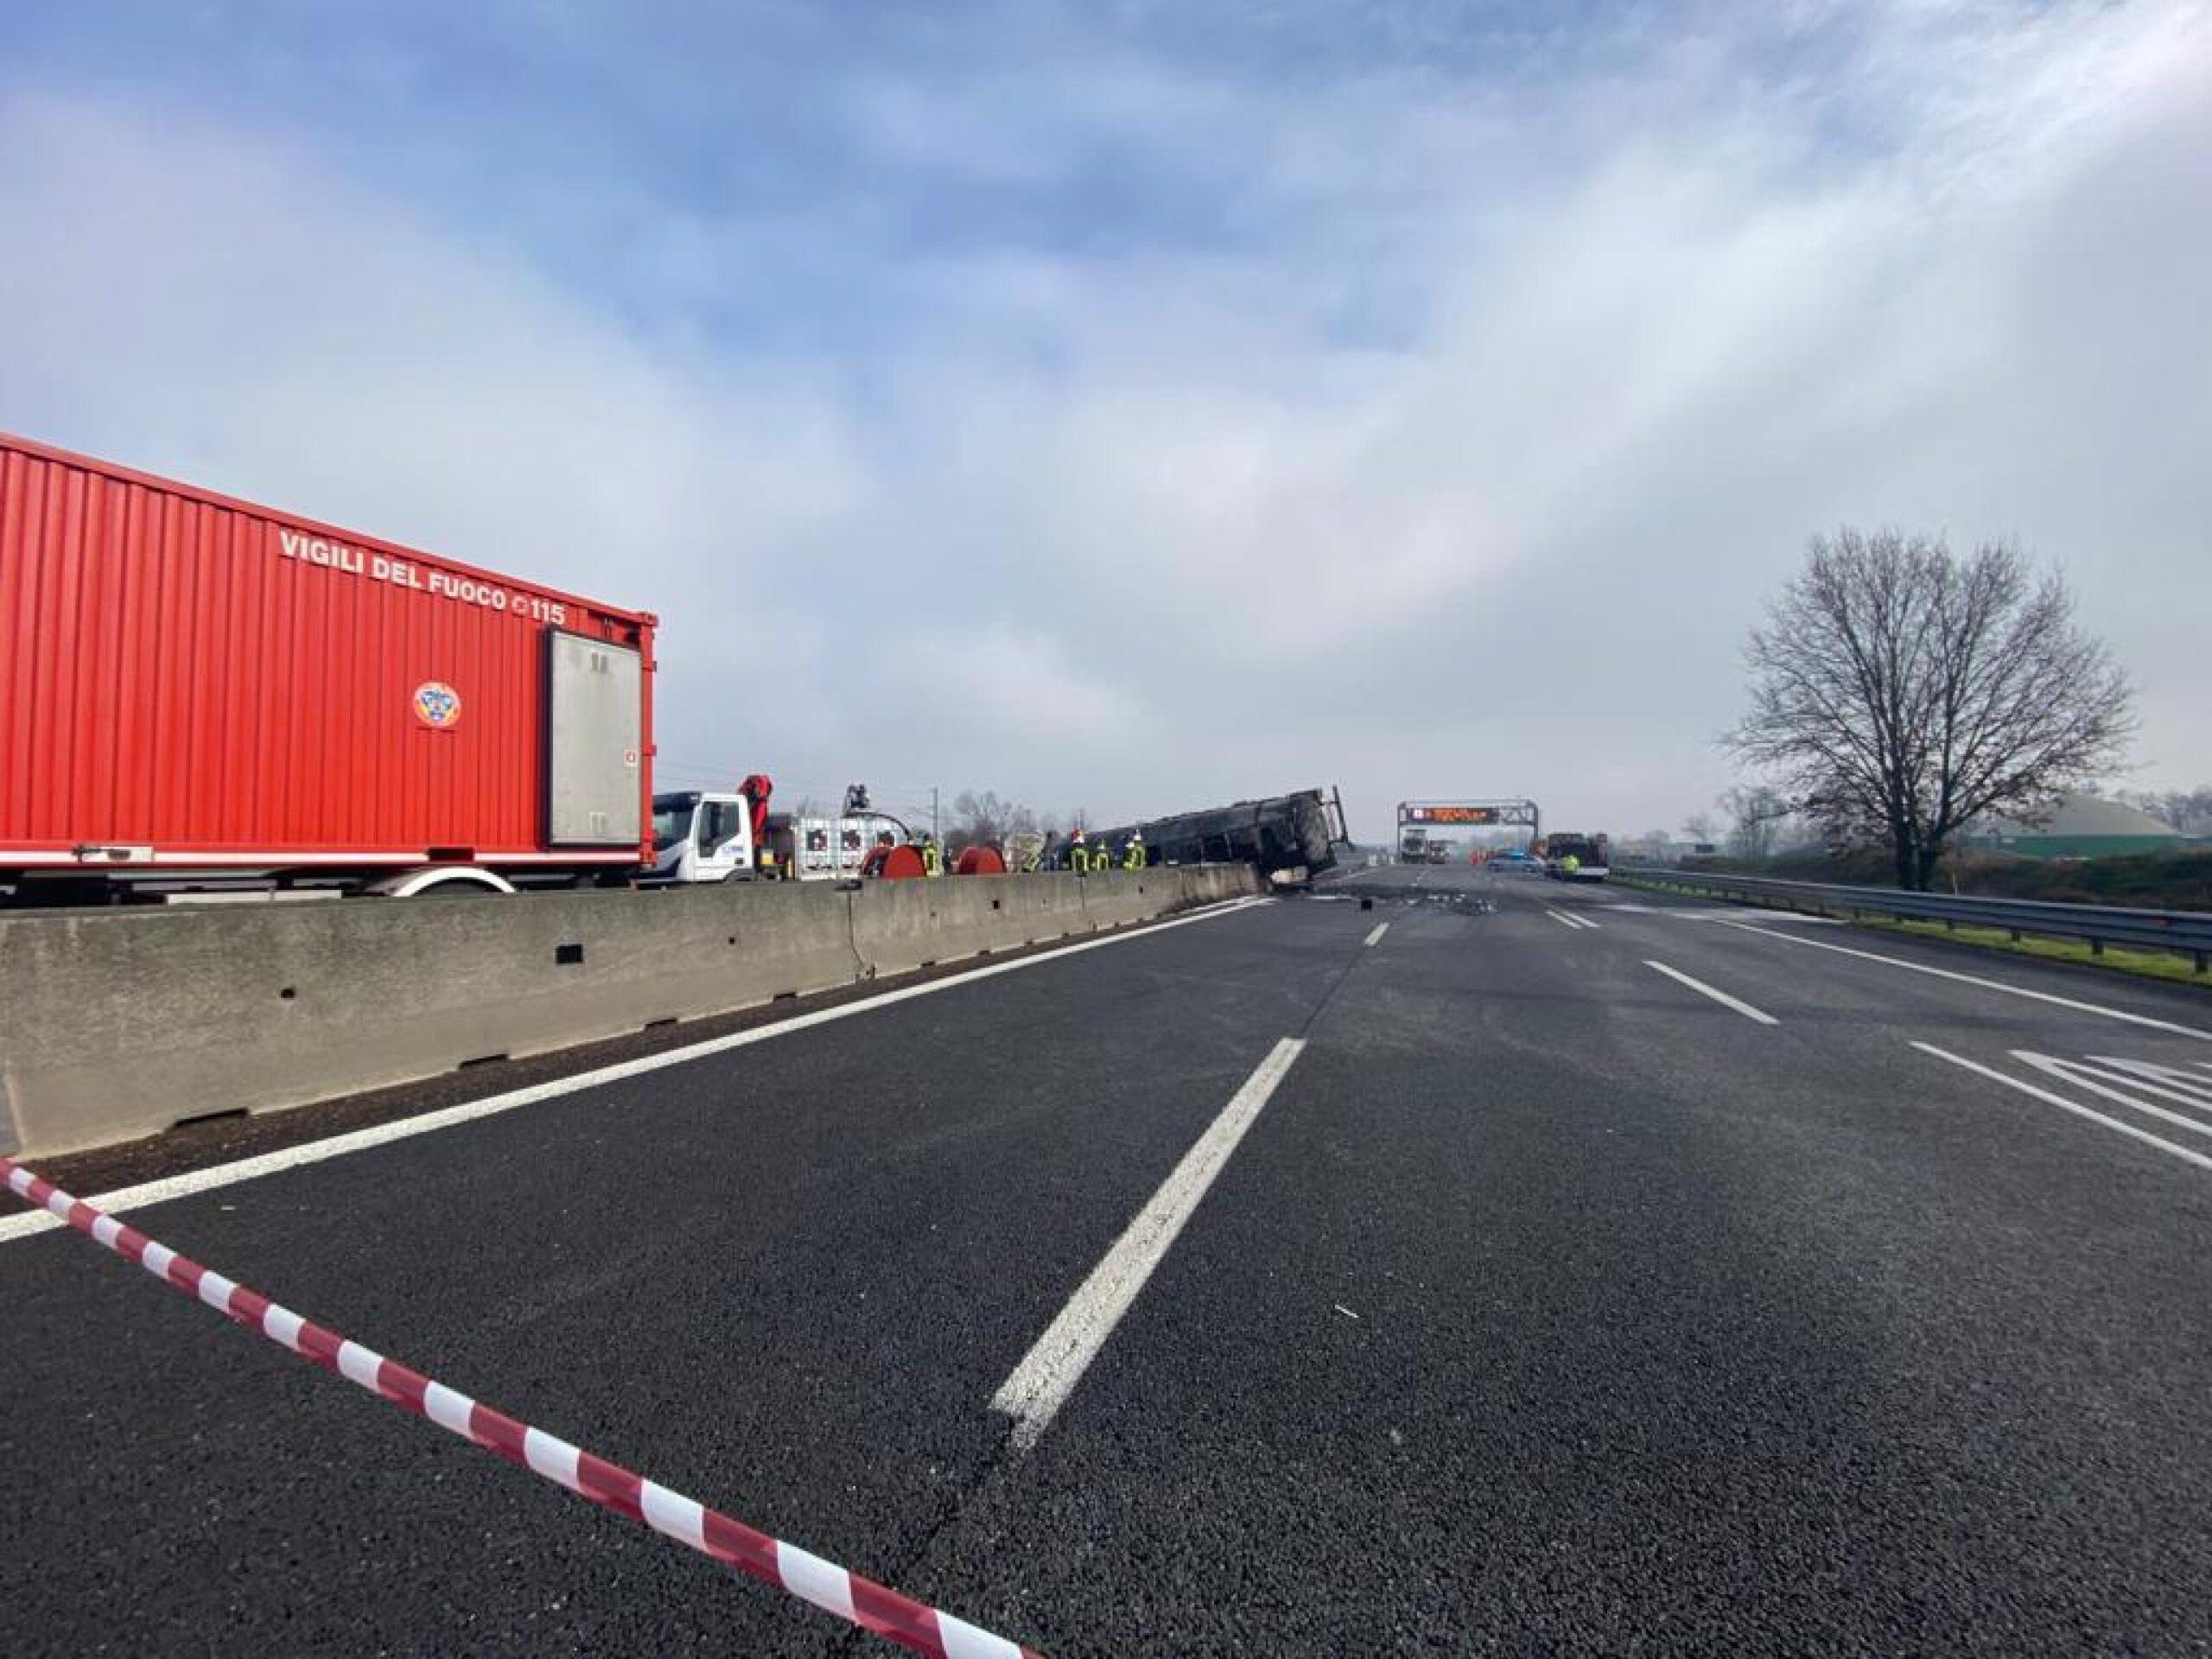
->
1913 1043 2212 1173
1363 921 1389 947
1545 910 1586 931
992 1036 1307 1451
2011 1053 2212 1139
2088 1058 2212 1105
0 895 1279 1245
1643 960 1779 1026
1665 908 1842 925
1719 922 2212 1041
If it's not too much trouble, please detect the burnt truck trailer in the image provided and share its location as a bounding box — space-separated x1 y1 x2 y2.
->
1096 787 1348 886
0 433 656 901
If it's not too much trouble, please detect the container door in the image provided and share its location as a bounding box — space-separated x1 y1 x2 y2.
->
546 632 644 845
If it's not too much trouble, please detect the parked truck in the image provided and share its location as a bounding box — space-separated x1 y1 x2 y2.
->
645 775 779 886
1541 832 1612 881
1 432 660 902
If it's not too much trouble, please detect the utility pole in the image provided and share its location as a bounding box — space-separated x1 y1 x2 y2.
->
931 786 940 855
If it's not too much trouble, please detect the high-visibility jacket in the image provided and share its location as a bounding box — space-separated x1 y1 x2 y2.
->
1123 842 1145 870
923 842 943 876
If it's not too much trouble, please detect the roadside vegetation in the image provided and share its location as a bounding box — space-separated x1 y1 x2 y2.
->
1672 847 2212 913
1719 529 2135 892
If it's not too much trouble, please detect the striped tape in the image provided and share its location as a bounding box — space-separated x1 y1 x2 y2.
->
2 1156 1041 1659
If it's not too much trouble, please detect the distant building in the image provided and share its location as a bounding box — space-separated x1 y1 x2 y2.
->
1965 792 2189 858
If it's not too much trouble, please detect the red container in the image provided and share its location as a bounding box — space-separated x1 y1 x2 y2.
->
0 432 656 890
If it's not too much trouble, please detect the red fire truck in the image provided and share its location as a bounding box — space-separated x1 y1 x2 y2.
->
2 432 657 902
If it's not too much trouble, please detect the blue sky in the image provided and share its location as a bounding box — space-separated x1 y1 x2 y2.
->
4 1 2208 835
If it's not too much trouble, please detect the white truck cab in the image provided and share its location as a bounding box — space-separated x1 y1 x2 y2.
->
648 791 766 884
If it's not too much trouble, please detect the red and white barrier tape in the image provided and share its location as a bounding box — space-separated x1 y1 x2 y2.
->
2 1156 1042 1659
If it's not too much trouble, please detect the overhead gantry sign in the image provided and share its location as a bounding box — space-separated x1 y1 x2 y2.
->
1396 800 1541 861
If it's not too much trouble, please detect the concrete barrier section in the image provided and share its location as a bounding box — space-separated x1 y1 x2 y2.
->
0 864 1256 1158
851 877 1028 978
0 882 861 1158
1081 870 1176 928
989 874 1095 950
1173 865 1255 906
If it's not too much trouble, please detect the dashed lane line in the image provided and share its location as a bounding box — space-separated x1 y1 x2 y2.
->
1643 961 1779 1026
992 1037 1308 1452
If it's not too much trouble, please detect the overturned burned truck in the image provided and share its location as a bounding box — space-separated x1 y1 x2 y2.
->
1095 787 1350 887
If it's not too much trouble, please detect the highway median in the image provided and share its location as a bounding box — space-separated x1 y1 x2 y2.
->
0 868 1258 1160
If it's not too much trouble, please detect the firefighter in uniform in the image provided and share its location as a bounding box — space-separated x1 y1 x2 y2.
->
1069 829 1089 874
1123 830 1146 872
921 836 944 877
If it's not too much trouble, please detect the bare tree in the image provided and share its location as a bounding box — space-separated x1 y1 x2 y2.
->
2117 786 2212 837
1679 811 1719 847
1730 529 2133 890
947 789 1040 851
1719 785 1789 862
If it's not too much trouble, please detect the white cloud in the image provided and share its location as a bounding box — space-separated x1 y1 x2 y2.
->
3 0 2209 834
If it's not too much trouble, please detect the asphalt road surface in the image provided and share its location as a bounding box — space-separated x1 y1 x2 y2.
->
5 869 2211 1655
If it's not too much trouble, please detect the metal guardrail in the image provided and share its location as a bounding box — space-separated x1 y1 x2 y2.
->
1616 868 2212 974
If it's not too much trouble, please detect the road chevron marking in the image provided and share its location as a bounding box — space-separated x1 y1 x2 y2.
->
1911 1044 2212 1173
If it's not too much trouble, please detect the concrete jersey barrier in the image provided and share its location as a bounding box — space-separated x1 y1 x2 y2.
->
849 874 1097 980
0 867 1258 1158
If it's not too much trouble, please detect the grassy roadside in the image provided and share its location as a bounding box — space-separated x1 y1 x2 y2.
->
1613 875 2212 992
